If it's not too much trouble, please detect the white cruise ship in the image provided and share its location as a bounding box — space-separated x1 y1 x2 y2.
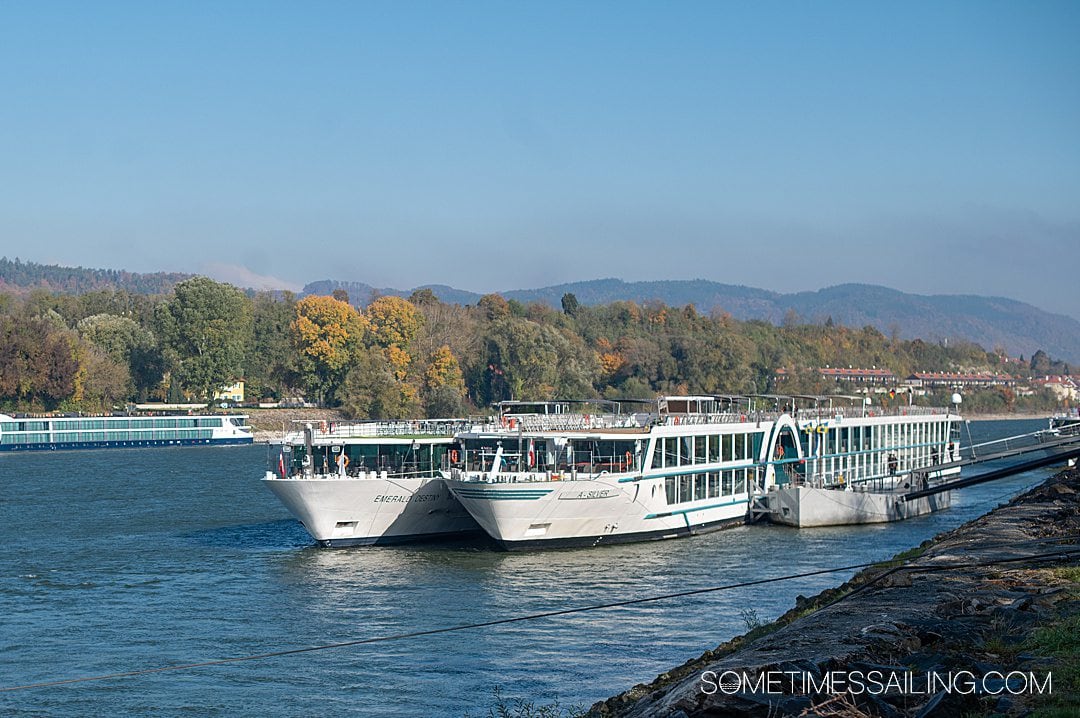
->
443 396 962 549
262 419 481 547
0 412 252 451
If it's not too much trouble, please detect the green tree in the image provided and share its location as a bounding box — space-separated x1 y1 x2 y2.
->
339 346 420 419
244 292 298 401
156 277 253 402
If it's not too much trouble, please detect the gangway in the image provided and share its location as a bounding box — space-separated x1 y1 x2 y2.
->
902 424 1080 502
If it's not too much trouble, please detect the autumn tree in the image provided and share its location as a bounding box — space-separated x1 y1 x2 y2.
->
78 344 131 410
0 316 81 409
292 294 367 405
365 296 424 350
423 345 466 416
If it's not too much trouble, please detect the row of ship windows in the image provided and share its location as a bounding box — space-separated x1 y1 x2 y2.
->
0 419 223 432
816 420 951 454
0 430 215 444
664 469 750 505
651 433 760 469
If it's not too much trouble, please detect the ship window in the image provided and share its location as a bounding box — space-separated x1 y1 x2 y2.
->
665 477 676 505
735 469 746 494
722 434 733 462
751 431 765 460
708 435 720 462
708 473 720 498
681 436 693 466
734 433 745 461
665 437 678 467
679 475 693 503
694 436 707 464
694 474 707 500
722 471 733 495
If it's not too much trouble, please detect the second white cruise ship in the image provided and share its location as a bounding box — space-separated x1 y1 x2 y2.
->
443 396 962 549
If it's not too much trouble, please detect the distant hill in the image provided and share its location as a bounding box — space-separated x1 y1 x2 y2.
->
0 257 190 296
302 277 1080 363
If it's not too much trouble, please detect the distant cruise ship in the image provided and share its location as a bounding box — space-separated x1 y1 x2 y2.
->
0 412 253 451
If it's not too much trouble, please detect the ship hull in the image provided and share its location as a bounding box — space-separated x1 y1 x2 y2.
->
263 474 480 545
0 437 253 451
765 482 952 527
447 477 750 551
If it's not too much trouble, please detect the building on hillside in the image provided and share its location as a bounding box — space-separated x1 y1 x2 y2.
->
906 372 1015 390
819 367 898 386
1030 375 1078 402
214 380 245 404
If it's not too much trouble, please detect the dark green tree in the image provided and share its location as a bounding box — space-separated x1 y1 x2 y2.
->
156 277 253 402
561 292 580 317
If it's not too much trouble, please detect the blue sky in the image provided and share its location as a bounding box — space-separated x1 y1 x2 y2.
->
1 2 1078 317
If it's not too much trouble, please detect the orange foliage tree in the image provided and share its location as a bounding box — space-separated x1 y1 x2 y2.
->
292 295 367 405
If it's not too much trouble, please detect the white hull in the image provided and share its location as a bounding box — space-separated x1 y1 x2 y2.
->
765 481 952 527
447 476 750 549
262 474 480 546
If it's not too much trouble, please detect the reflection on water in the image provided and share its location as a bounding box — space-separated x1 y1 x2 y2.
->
0 419 1060 716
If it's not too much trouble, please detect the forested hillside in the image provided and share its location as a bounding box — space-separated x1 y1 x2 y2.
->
0 279 1069 417
0 257 190 296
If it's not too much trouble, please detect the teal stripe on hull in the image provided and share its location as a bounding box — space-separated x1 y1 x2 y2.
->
453 488 553 500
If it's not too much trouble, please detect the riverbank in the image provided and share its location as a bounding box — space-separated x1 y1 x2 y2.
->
244 407 348 442
590 467 1080 717
967 412 1056 422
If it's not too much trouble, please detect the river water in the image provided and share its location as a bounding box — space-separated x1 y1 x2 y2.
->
0 419 1060 716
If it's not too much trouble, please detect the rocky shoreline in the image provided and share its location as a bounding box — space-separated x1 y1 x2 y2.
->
589 468 1080 717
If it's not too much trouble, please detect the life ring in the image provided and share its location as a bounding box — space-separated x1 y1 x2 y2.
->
625 450 633 466
449 449 460 463
341 455 350 468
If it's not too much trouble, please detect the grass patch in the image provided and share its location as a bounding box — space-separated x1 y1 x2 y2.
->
889 543 930 563
1028 613 1080 718
1051 566 1080 584
466 687 585 718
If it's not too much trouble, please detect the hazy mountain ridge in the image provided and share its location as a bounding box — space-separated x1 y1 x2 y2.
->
300 277 1080 363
